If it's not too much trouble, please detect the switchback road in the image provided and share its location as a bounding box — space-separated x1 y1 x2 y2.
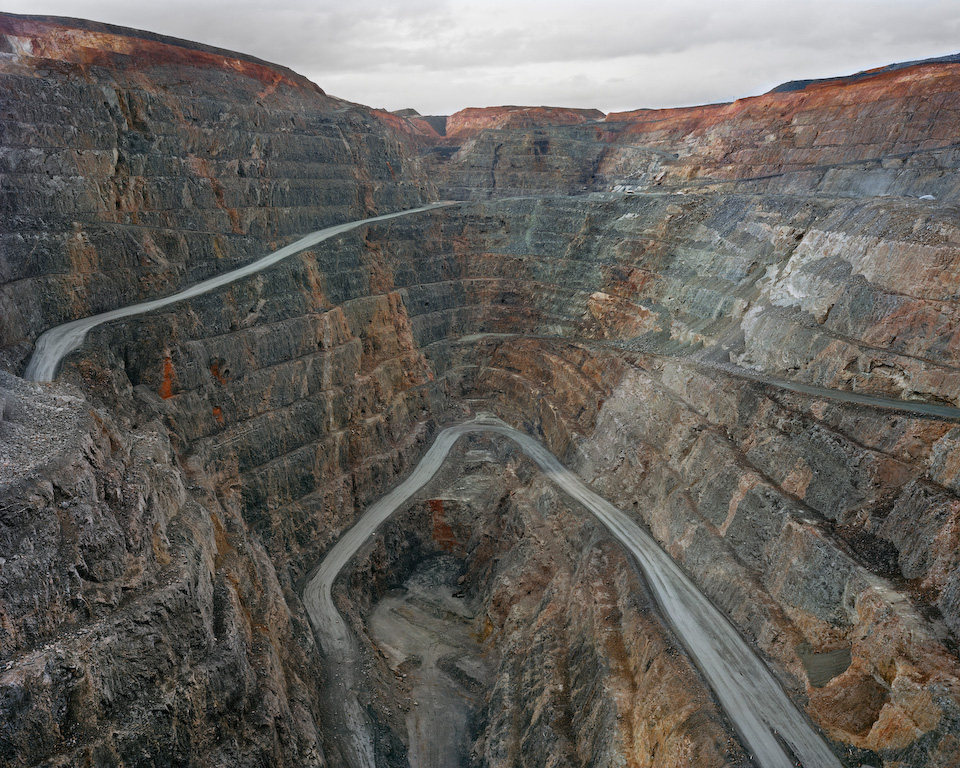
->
302 415 842 768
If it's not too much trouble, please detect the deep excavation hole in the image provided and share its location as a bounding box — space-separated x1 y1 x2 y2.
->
367 554 489 768
8 15 960 768
326 433 753 768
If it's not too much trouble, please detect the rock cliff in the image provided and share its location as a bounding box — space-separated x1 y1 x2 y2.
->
2 12 960 768
0 13 430 371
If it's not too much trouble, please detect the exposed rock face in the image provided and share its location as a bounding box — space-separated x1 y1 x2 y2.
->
463 450 748 768
426 57 960 200
574 362 960 764
3 11 960 768
334 437 748 768
0 14 430 371
445 106 605 139
0 372 328 766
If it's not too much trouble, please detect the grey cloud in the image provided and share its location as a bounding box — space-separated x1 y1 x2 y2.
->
6 0 960 113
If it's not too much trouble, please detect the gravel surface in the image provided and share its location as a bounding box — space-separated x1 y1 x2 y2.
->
0 371 87 485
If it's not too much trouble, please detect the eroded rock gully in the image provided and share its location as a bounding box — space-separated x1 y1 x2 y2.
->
2 11 960 768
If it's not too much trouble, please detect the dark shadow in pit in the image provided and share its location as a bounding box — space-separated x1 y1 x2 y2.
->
796 642 852 688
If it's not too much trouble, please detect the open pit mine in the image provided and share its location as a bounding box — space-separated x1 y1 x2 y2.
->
3 12 960 768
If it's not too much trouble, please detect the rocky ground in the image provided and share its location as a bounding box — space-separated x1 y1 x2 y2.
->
2 11 960 768
367 554 488 768
334 436 750 768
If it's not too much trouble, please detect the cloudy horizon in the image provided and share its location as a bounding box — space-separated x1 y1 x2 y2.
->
6 0 960 115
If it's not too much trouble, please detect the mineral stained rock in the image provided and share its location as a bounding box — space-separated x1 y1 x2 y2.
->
2 11 960 768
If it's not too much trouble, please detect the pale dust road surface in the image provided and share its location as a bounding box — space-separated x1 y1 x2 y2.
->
23 202 456 382
302 415 842 768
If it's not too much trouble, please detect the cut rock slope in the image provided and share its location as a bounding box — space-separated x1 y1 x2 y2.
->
2 12 960 768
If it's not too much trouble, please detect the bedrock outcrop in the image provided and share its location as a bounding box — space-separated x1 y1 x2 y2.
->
423 55 960 200
332 435 749 768
3 11 960 768
0 14 430 372
0 371 331 766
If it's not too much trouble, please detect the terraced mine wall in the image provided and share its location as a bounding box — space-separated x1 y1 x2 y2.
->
2 12 960 768
333 435 750 768
425 62 960 200
0 14 430 371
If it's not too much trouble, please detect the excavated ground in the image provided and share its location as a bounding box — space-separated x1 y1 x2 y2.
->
367 554 487 768
331 435 751 768
3 13 960 768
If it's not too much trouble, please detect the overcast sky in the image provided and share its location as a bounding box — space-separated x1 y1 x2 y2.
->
7 0 960 114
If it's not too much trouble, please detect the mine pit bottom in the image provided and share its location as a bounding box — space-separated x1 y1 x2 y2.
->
367 554 491 768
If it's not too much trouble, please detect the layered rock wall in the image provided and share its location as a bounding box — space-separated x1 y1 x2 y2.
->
0 14 430 370
4 12 960 768
0 373 330 766
333 436 750 768
425 58 960 201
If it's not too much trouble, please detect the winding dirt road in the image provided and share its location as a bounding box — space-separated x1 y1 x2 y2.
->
23 198 960 426
21 198 945 766
23 202 456 382
303 415 843 768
